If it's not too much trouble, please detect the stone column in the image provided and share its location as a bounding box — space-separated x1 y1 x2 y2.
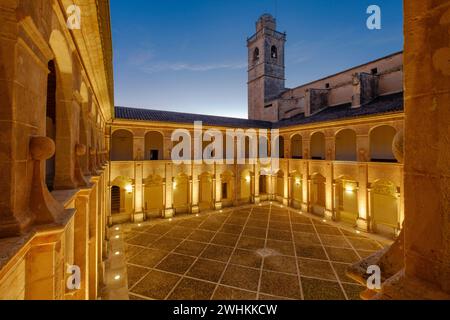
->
356 164 369 231
325 136 335 161
283 170 289 205
324 162 334 220
253 163 261 204
133 162 144 222
133 134 145 161
396 0 450 297
191 174 200 214
332 182 338 220
356 134 370 162
301 162 309 212
163 163 174 218
74 192 90 300
214 173 223 210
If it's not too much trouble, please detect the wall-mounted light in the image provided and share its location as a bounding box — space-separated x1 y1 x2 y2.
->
125 184 133 193
295 178 301 186
345 185 355 194
245 176 251 183
173 181 177 189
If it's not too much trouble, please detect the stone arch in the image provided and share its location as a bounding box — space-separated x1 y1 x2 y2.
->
111 129 134 161
335 129 357 161
310 132 325 160
370 125 397 162
144 131 164 160
371 179 399 237
291 134 303 159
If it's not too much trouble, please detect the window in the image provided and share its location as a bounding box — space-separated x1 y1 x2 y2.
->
325 83 330 89
149 150 159 160
371 68 378 75
253 48 260 61
222 183 228 199
271 46 278 59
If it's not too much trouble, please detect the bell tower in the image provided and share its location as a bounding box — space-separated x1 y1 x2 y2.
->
247 14 286 121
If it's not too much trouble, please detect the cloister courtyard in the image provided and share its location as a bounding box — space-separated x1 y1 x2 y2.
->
117 204 389 300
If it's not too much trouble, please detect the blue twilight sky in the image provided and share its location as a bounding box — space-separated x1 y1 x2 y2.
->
111 0 403 119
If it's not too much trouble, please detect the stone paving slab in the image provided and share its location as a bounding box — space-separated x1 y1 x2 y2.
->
121 204 389 300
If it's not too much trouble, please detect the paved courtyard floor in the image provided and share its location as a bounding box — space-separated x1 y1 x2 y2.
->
123 204 388 300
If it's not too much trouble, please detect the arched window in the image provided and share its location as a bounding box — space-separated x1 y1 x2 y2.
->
145 131 164 160
335 129 357 161
45 60 57 191
291 134 303 159
370 126 397 162
111 130 133 161
253 48 260 61
271 46 278 59
311 132 326 160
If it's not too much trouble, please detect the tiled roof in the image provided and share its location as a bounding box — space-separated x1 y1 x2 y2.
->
114 107 272 129
272 92 404 128
114 92 404 129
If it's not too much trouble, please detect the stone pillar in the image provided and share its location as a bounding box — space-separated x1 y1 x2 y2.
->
332 182 338 220
282 170 289 205
356 134 370 162
283 134 291 159
254 163 261 204
214 173 223 210
191 173 200 214
53 97 78 190
325 135 335 161
398 0 450 297
233 166 241 206
88 182 99 300
163 131 173 161
133 162 144 222
324 162 333 220
74 192 90 300
302 139 310 160
133 134 145 161
356 164 369 231
301 162 309 212
287 175 292 206
306 178 312 213
163 163 174 218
